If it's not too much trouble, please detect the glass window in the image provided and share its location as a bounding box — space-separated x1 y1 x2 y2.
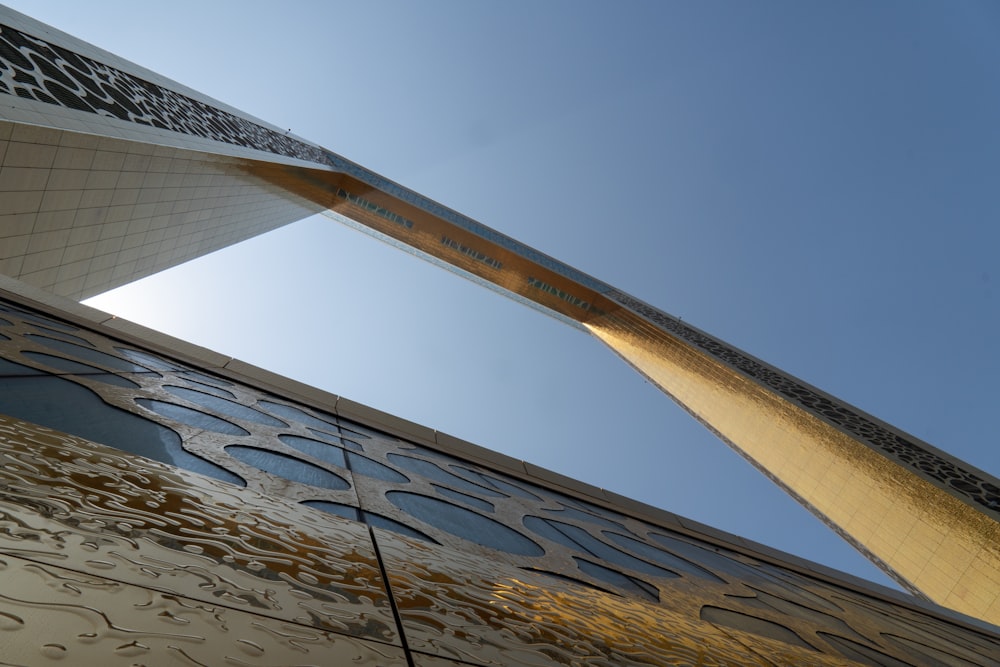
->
135 398 249 436
602 531 724 583
525 517 679 580
432 485 494 513
278 434 347 469
27 335 155 374
179 378 238 400
574 558 659 603
543 505 628 532
347 452 408 483
26 325 96 347
177 369 234 388
363 511 437 544
21 351 139 389
0 366 229 482
301 500 359 522
0 356 46 376
387 454 506 498
258 400 339 432
302 500 436 543
450 467 543 501
0 305 78 331
116 347 184 372
387 491 542 556
163 386 287 428
304 427 360 450
702 607 815 651
225 445 351 491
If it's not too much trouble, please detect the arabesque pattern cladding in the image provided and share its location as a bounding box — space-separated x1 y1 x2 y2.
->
0 296 995 665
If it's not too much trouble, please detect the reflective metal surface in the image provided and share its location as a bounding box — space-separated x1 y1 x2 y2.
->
587 315 1000 624
0 296 998 664
0 413 398 644
2 3 998 625
0 551 406 666
1 5 1000 660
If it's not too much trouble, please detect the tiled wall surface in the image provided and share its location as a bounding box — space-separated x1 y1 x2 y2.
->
0 120 322 300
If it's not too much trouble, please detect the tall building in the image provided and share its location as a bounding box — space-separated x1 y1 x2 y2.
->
0 5 998 665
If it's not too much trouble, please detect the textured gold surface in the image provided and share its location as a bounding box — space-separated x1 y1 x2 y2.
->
244 136 1000 625
1 298 999 665
587 314 1000 625
0 414 399 643
375 527 866 667
0 551 406 666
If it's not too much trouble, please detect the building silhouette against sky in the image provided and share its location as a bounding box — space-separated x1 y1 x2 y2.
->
0 5 998 664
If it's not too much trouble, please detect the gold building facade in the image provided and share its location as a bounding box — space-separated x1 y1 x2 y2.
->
0 5 998 664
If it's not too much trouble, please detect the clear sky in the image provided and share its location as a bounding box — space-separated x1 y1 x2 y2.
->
11 1 1000 592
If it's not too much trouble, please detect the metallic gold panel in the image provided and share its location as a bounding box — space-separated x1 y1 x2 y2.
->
373 527 866 667
0 413 399 643
586 316 1000 625
0 551 407 666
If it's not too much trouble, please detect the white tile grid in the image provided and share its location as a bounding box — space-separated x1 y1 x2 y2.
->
0 124 319 299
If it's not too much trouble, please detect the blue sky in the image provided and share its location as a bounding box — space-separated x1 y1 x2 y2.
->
13 1 1000 592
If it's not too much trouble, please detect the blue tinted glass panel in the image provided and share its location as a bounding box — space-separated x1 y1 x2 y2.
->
432 485 494 513
27 325 95 347
451 467 543 501
0 356 46 376
346 452 408 483
702 607 815 650
337 419 376 439
363 511 437 543
115 347 183 371
523 568 615 596
602 531 724 583
302 500 359 522
0 306 77 331
164 447 246 486
304 427 359 449
574 558 659 603
528 517 679 579
278 435 347 469
387 454 506 498
258 400 338 431
180 379 237 399
648 531 756 582
164 386 287 428
135 398 249 436
26 335 154 374
0 369 219 480
386 492 543 556
339 426 373 440
21 352 139 389
522 515 580 550
544 505 627 532
177 369 234 387
225 445 351 490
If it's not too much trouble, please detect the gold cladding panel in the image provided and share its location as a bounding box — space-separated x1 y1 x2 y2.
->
587 318 1000 625
0 551 406 666
373 528 865 667
0 413 400 644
